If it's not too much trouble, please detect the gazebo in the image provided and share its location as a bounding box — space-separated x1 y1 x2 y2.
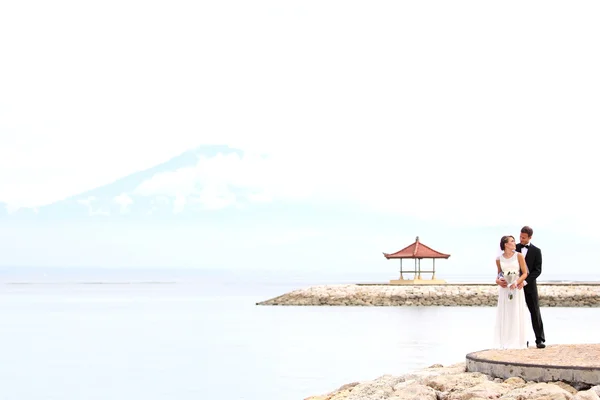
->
383 236 451 285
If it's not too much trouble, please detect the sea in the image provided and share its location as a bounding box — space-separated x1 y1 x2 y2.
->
1 267 599 400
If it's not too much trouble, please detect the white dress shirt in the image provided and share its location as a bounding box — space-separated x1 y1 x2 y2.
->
520 243 531 285
521 242 530 257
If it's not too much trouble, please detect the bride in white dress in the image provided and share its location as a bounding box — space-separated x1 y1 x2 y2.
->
493 235 529 349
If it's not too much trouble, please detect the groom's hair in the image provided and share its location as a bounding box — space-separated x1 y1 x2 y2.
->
500 235 514 250
521 226 533 237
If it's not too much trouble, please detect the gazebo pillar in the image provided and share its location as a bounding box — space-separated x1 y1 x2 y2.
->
399 259 404 280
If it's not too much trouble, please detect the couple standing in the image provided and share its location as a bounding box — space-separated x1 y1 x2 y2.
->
493 226 546 349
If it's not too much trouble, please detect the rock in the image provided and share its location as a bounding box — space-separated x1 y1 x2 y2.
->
336 382 359 391
504 377 527 388
572 389 600 400
446 381 513 400
344 374 401 400
500 382 574 399
303 363 596 400
389 382 437 400
329 389 354 400
372 374 407 388
256 284 600 307
550 381 579 395
422 372 489 392
400 363 467 383
447 362 468 371
574 383 594 391
304 381 359 400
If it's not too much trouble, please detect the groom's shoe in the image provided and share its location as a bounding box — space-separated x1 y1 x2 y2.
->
536 342 546 349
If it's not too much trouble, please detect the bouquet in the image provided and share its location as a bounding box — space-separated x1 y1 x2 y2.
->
505 271 518 300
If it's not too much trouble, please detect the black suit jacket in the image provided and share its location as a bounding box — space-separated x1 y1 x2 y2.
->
516 243 542 286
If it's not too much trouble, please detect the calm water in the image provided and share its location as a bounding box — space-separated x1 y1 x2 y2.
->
1 268 599 400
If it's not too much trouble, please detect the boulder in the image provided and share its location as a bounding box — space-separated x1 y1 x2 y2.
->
572 389 600 400
500 382 574 400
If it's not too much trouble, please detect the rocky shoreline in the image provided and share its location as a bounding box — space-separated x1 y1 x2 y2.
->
305 362 600 400
257 284 600 307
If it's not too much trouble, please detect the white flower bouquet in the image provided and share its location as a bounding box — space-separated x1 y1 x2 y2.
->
505 271 518 300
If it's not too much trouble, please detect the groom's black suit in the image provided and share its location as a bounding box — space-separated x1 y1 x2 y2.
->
516 243 545 345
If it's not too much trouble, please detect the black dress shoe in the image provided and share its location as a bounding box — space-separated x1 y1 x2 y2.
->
536 342 546 348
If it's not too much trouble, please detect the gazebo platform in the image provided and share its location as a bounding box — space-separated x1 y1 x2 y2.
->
466 344 600 386
389 278 447 285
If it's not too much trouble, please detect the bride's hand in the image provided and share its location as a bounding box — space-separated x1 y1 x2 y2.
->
509 283 517 290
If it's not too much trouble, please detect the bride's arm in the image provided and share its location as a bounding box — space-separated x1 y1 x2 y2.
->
516 253 528 287
495 258 507 287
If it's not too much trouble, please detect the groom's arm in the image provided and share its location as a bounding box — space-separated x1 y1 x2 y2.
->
526 248 542 283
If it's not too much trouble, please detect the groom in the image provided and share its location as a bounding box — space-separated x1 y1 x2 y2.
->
516 225 546 349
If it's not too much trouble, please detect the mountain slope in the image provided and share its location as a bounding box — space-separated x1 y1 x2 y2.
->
10 145 244 219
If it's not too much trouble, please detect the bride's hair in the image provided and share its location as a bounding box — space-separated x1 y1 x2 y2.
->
500 235 515 250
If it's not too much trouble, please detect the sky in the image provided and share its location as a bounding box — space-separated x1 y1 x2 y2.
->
1 0 599 276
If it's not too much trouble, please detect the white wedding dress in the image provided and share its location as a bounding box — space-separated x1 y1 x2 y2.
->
493 252 528 349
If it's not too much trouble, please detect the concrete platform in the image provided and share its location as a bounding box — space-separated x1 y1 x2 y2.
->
466 344 600 387
389 278 447 285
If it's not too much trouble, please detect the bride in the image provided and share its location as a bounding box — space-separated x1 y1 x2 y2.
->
493 235 529 349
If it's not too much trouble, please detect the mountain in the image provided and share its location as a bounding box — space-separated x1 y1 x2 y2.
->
1 145 597 274
7 145 248 220
2 144 362 226
6 145 586 274
0 144 433 270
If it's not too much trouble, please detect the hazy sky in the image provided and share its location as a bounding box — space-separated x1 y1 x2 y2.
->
1 1 599 274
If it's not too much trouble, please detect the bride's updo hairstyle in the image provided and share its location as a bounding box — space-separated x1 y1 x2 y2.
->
500 235 515 250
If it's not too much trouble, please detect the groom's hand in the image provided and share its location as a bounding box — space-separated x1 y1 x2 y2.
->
496 277 507 288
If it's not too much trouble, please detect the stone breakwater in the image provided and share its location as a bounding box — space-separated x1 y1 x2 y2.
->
257 284 600 307
304 362 600 400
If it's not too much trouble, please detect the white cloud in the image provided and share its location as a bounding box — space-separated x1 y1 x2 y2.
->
77 197 110 216
132 153 278 211
113 193 133 213
134 168 197 198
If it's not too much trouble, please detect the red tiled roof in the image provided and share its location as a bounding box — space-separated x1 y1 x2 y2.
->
383 236 450 259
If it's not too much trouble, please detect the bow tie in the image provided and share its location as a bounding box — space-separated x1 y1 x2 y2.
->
522 244 529 248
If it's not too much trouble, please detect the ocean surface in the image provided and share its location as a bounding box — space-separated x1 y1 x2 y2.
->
1 267 599 400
